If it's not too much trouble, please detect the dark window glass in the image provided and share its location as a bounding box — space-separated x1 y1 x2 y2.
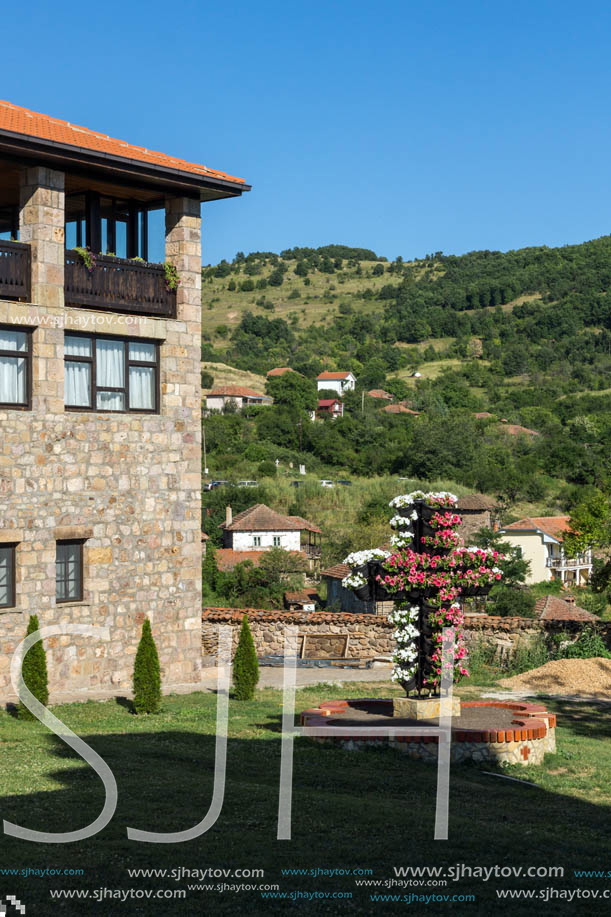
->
0 544 15 608
56 541 84 603
64 333 158 413
0 327 30 407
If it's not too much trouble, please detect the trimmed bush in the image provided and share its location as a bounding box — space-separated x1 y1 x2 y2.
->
18 615 49 720
133 618 161 714
232 614 259 700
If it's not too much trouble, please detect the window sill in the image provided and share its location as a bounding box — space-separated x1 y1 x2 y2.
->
55 600 90 608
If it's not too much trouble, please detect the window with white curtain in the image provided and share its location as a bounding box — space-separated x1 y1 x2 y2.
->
56 540 84 603
64 333 158 412
0 544 16 608
0 327 30 407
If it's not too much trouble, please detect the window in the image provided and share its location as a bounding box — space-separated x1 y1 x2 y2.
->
0 544 16 609
64 334 158 412
273 536 281 547
253 536 261 547
56 541 84 603
0 327 30 408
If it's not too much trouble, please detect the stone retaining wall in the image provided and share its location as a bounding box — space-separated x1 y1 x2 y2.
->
202 608 394 661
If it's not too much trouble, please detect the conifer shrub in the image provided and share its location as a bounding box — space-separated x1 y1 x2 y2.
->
232 614 259 700
133 618 161 714
18 615 49 720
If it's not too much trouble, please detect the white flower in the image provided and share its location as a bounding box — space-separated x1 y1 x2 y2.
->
390 532 414 549
343 548 390 567
341 572 367 589
389 490 457 509
389 514 414 529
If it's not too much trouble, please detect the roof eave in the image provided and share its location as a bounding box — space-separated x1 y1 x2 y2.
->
0 130 251 200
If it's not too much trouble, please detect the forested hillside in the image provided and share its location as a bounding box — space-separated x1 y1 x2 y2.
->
201 237 611 506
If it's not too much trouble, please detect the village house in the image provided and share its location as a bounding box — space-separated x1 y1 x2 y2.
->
217 504 322 572
316 370 356 395
322 562 394 617
457 493 499 539
0 100 249 702
317 398 344 419
499 516 593 586
205 385 272 411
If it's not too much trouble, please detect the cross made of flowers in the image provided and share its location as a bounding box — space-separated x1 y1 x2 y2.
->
342 491 503 697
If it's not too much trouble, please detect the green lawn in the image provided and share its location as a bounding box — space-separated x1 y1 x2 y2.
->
1 685 610 915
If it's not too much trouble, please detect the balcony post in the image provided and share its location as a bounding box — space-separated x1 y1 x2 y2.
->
18 166 65 308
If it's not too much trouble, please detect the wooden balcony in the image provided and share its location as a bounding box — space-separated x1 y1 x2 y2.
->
64 250 176 318
0 240 30 301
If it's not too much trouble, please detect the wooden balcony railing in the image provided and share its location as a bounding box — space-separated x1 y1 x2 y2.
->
0 240 31 301
64 251 176 318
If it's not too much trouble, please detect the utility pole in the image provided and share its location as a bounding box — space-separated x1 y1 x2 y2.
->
203 424 208 477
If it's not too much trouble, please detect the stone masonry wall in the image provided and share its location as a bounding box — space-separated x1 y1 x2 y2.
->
202 608 394 661
0 194 203 703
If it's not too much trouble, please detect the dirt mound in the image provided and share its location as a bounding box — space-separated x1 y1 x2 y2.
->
499 658 611 697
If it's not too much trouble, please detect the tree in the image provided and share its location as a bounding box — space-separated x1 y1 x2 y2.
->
471 528 530 587
133 618 161 714
564 489 611 557
202 542 218 591
265 372 317 414
268 269 284 287
489 586 536 618
18 615 48 720
232 615 259 700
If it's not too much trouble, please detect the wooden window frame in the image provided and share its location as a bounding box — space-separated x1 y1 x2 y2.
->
0 325 32 410
56 539 84 604
0 543 17 610
64 332 160 414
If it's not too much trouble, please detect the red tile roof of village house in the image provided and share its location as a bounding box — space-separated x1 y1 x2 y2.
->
0 100 246 186
367 389 393 400
535 595 598 622
207 386 267 398
220 503 321 533
321 563 350 579
284 589 319 605
502 516 571 541
317 371 353 380
457 494 497 511
498 422 540 436
215 549 306 571
266 367 294 377
318 399 341 408
474 411 494 419
383 404 420 415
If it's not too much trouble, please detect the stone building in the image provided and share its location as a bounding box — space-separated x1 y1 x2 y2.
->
0 101 249 702
456 493 499 540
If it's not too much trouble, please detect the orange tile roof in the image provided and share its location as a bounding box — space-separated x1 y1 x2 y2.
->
457 494 497 511
266 367 294 377
221 503 321 533
284 589 319 605
367 389 393 400
383 404 420 415
474 411 494 419
317 371 354 380
216 548 306 571
502 516 571 541
535 595 597 622
0 100 245 186
321 563 350 579
498 421 540 436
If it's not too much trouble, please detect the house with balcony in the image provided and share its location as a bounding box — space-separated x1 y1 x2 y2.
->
205 385 272 411
316 370 356 395
0 100 249 702
217 504 322 572
499 516 593 586
317 398 344 419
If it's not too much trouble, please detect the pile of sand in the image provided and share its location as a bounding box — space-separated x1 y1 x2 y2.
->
499 657 611 697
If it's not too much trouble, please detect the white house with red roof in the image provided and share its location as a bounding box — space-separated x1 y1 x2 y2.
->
205 385 272 411
499 516 592 586
217 504 322 571
317 370 356 396
317 398 344 419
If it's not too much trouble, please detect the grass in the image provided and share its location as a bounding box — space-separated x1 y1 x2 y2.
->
1 685 609 915
201 360 267 394
201 259 398 340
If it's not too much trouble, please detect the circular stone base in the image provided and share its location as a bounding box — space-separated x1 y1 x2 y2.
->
300 699 556 766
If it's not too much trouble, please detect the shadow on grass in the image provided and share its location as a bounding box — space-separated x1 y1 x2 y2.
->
1 706 610 915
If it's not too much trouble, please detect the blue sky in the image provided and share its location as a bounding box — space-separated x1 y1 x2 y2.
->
3 1 611 264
